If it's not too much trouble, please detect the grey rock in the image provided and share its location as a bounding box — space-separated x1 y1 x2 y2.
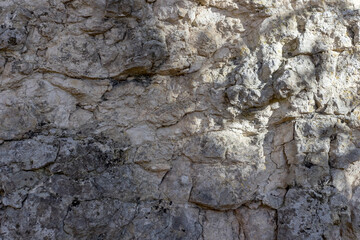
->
63 199 137 238
133 141 173 172
48 137 125 179
94 164 164 202
0 136 58 170
203 210 240 240
330 133 360 169
1 0 360 239
1 191 69 239
236 206 277 240
273 69 302 99
44 34 108 78
189 164 259 210
278 189 333 240
160 157 192 203
130 202 202 240
0 28 27 51
0 103 38 140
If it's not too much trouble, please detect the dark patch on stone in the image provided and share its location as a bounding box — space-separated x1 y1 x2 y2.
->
330 134 337 141
71 198 80 207
282 38 298 58
8 37 17 45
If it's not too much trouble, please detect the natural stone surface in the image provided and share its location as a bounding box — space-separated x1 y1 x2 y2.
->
236 206 277 240
278 189 333 239
1 0 360 239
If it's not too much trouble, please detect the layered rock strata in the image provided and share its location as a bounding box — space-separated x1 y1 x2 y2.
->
1 0 360 239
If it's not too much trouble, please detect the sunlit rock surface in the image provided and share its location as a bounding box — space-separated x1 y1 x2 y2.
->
1 0 360 239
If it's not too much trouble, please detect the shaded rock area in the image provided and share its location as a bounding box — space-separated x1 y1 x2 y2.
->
1 0 360 239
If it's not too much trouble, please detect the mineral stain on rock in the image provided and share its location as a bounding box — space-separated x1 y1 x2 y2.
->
1 0 360 239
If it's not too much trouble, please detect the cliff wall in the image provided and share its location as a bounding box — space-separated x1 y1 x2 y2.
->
1 0 360 239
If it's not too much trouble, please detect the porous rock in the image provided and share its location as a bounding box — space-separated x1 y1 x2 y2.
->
1 0 360 239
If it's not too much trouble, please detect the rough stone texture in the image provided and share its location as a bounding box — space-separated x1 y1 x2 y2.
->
1 0 360 239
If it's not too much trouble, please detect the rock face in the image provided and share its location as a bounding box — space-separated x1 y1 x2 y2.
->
1 0 360 239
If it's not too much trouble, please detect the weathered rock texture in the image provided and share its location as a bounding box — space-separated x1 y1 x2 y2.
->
1 0 360 239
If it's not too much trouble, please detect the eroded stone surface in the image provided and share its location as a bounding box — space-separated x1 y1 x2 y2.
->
1 0 360 239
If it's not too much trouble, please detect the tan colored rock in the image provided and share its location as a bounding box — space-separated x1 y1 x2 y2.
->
1 0 360 239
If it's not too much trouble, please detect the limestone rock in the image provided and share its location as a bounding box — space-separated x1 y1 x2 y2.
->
203 210 240 240
278 189 333 240
0 136 58 170
1 0 360 239
236 206 277 240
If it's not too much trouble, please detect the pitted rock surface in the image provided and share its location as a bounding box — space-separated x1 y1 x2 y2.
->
1 0 360 239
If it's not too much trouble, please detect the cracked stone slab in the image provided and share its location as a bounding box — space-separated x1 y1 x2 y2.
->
0 136 58 170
